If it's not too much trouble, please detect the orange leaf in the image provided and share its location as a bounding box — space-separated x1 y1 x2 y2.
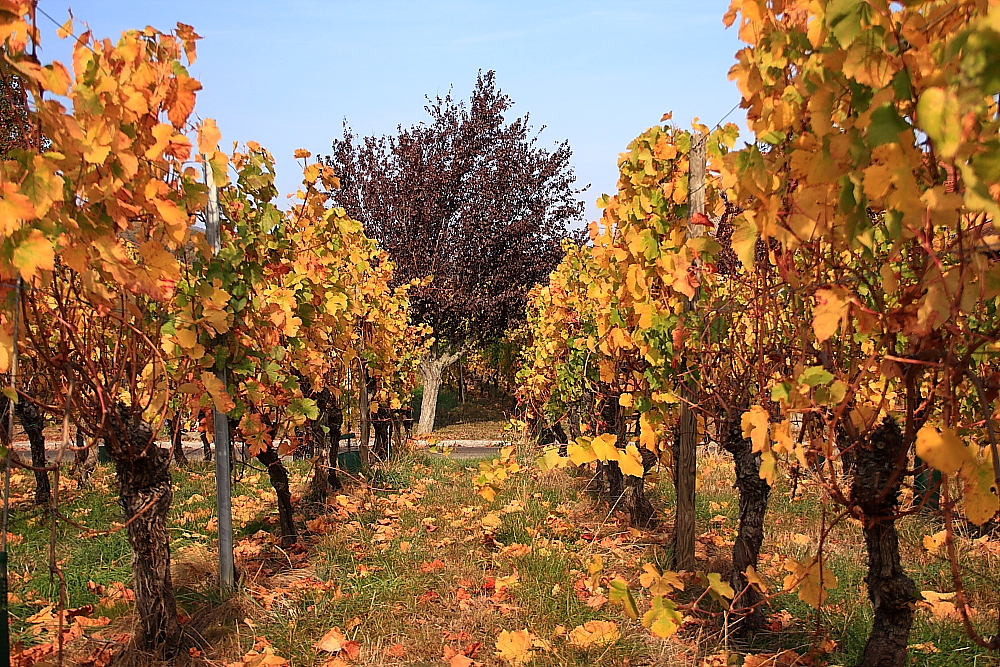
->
168 75 202 128
0 183 36 235
314 626 348 653
385 644 407 657
198 118 222 155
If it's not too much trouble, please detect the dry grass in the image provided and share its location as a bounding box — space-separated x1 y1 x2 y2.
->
6 445 1000 666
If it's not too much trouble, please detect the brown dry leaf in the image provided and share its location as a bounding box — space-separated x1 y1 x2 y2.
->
320 659 352 667
443 645 477 667
742 650 805 667
699 652 733 667
767 610 794 631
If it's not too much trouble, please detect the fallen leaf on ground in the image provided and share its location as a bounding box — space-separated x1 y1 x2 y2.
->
567 620 620 648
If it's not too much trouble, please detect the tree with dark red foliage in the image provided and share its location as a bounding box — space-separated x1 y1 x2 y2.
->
325 71 586 433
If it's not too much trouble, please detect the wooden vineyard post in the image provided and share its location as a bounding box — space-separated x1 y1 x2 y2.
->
205 168 235 592
672 132 706 571
0 278 20 667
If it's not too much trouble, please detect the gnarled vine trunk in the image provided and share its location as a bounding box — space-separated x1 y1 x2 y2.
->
722 417 771 632
198 408 212 462
256 445 297 548
72 429 93 488
622 445 658 528
166 417 187 466
15 400 50 505
106 409 180 653
851 417 917 667
308 389 344 499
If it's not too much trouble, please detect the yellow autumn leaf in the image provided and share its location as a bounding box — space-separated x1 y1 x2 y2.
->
731 218 759 271
782 556 838 608
639 563 684 595
741 405 770 454
923 530 947 554
771 419 794 455
201 372 235 413
759 450 777 485
313 626 348 653
744 565 769 593
590 433 619 462
706 572 735 601
642 596 683 638
618 444 645 478
568 620 620 648
144 123 175 160
567 438 598 465
915 425 971 475
12 229 55 281
495 629 536 665
175 328 198 349
812 287 848 342
960 454 999 526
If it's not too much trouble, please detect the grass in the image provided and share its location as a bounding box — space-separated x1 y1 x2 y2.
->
4 444 1000 666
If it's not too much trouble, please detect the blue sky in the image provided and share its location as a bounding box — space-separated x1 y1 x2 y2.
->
37 0 746 225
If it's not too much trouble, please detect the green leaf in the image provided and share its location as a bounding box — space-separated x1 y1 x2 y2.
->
917 87 961 158
868 105 911 147
609 577 639 620
800 365 834 386
290 397 320 420
771 382 793 405
827 0 864 47
3 386 17 403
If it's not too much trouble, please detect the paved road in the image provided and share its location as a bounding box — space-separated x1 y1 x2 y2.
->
412 439 502 461
425 445 501 461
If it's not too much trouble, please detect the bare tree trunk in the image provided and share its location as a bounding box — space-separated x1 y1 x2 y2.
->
417 351 461 435
852 417 917 667
15 400 50 505
106 410 180 653
722 417 770 633
256 446 297 548
458 358 466 404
